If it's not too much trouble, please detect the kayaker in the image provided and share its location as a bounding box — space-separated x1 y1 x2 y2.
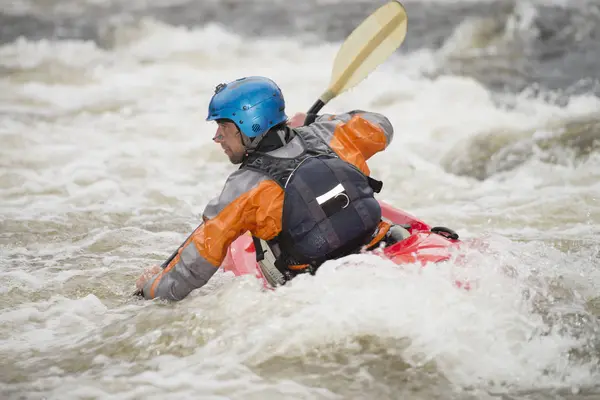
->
136 76 407 300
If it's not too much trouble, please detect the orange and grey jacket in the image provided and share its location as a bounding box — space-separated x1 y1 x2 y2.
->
142 111 394 300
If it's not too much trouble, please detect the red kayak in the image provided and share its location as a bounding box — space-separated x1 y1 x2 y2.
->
221 201 464 288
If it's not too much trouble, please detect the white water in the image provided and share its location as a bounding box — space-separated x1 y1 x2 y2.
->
1 13 599 400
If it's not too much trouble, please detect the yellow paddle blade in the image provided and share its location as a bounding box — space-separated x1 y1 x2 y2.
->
321 1 408 103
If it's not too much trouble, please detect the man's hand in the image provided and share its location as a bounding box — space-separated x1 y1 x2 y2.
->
136 265 162 292
287 112 307 128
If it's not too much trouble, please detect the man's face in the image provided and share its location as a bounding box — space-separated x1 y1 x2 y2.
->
212 120 246 164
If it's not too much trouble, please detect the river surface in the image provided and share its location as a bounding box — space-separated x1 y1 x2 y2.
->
1 0 599 399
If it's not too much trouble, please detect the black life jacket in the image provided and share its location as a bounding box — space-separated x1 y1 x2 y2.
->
241 128 383 280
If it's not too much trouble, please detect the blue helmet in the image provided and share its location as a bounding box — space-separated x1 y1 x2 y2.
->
206 76 288 138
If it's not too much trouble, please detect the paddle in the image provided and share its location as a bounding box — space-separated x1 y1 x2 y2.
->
134 1 408 297
304 0 408 124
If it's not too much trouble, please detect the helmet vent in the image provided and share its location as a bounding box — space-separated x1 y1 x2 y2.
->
252 124 261 133
214 83 227 94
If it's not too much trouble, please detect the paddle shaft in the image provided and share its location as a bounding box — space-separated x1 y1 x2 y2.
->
304 99 326 126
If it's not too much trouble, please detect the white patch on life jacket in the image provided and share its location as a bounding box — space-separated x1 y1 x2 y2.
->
316 183 345 205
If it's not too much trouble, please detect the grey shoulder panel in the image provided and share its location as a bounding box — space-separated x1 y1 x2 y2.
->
203 169 269 220
314 111 394 147
266 135 305 158
294 124 338 153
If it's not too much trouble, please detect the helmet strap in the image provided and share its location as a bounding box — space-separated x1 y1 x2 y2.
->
240 131 254 149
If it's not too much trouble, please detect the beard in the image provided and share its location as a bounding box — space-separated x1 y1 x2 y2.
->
228 150 245 164
223 131 248 164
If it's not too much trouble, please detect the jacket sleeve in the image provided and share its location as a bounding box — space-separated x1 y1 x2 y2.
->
310 110 394 175
141 169 284 301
